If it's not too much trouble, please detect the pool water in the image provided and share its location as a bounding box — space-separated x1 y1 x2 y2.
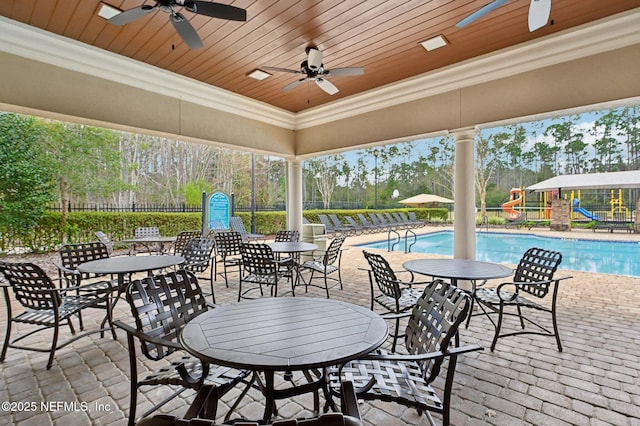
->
359 231 640 277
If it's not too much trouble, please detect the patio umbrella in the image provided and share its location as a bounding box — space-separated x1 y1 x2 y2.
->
399 193 454 207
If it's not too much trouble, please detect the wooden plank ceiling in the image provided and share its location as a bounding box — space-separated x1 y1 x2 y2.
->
2 0 638 113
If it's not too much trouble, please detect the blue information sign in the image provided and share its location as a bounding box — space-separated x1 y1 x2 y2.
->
207 192 230 231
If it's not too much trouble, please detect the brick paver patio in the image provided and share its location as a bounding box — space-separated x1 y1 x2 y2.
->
1 227 639 425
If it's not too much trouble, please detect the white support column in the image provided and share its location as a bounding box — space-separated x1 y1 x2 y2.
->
453 129 476 260
287 159 304 235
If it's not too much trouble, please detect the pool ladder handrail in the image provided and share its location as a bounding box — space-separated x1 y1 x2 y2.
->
404 229 417 253
387 229 401 251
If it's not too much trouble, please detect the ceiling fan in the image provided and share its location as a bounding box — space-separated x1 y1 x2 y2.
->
261 46 364 96
106 0 247 50
456 0 551 32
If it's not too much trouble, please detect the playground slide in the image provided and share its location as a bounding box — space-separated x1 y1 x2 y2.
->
502 188 523 221
574 207 598 220
572 199 598 220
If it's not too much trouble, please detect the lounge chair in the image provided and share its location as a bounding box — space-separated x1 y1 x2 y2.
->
230 216 266 242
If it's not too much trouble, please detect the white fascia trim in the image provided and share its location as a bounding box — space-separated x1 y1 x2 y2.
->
295 9 640 129
0 16 296 130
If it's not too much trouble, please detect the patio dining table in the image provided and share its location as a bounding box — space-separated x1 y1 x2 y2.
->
78 255 184 333
268 242 318 289
120 236 177 255
180 297 388 423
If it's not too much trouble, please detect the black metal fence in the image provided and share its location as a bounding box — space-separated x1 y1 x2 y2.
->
47 202 202 213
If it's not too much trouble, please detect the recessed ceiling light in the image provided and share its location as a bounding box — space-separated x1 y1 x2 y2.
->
247 69 271 81
420 35 449 51
97 3 122 20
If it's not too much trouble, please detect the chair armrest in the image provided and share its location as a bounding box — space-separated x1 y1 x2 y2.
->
340 381 361 420
55 262 79 275
379 311 412 321
359 344 483 362
113 320 183 350
496 275 573 301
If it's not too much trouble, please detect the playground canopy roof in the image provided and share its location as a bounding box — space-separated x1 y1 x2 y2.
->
526 171 640 193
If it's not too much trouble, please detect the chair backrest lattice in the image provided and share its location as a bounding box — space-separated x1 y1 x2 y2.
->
58 242 111 286
0 262 61 309
275 230 300 242
214 231 243 257
124 270 207 361
135 227 161 238
363 251 402 300
59 242 110 270
324 236 346 266
513 247 562 298
241 243 278 277
405 279 470 385
182 238 216 273
174 230 202 255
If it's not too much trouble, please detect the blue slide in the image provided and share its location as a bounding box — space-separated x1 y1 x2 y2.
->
573 199 598 220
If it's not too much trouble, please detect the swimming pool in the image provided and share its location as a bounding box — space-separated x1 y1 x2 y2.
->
358 231 640 277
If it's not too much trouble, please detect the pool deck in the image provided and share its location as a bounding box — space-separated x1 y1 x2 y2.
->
1 225 639 425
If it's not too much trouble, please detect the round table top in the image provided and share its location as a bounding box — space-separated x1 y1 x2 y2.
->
180 297 388 371
78 255 184 275
403 258 513 281
268 242 318 253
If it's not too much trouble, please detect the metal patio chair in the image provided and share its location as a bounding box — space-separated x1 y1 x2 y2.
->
129 226 162 255
329 279 483 426
299 235 346 298
212 231 243 288
238 243 292 301
473 247 572 351
181 237 216 303
171 230 202 255
361 250 425 352
0 261 113 370
114 270 250 425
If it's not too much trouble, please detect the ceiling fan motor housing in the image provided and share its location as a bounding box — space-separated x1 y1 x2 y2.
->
307 48 323 71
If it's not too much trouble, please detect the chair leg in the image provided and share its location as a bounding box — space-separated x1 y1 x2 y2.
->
209 270 216 305
1 290 12 363
324 275 330 299
47 321 61 370
125 333 139 426
551 306 563 352
391 316 400 353
490 303 505 352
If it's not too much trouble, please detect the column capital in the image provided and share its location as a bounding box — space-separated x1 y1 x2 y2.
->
451 127 477 142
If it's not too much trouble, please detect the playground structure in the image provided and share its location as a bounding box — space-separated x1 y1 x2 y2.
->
501 188 524 221
499 187 634 223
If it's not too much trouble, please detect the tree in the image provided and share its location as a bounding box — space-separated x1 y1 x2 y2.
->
305 155 345 208
475 132 506 220
41 121 122 242
0 113 55 250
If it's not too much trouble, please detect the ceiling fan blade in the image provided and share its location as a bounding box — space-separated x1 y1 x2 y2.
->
171 12 203 49
282 78 306 92
186 1 247 21
262 66 303 75
455 0 509 28
316 78 339 95
107 4 156 26
528 0 551 31
324 67 364 77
